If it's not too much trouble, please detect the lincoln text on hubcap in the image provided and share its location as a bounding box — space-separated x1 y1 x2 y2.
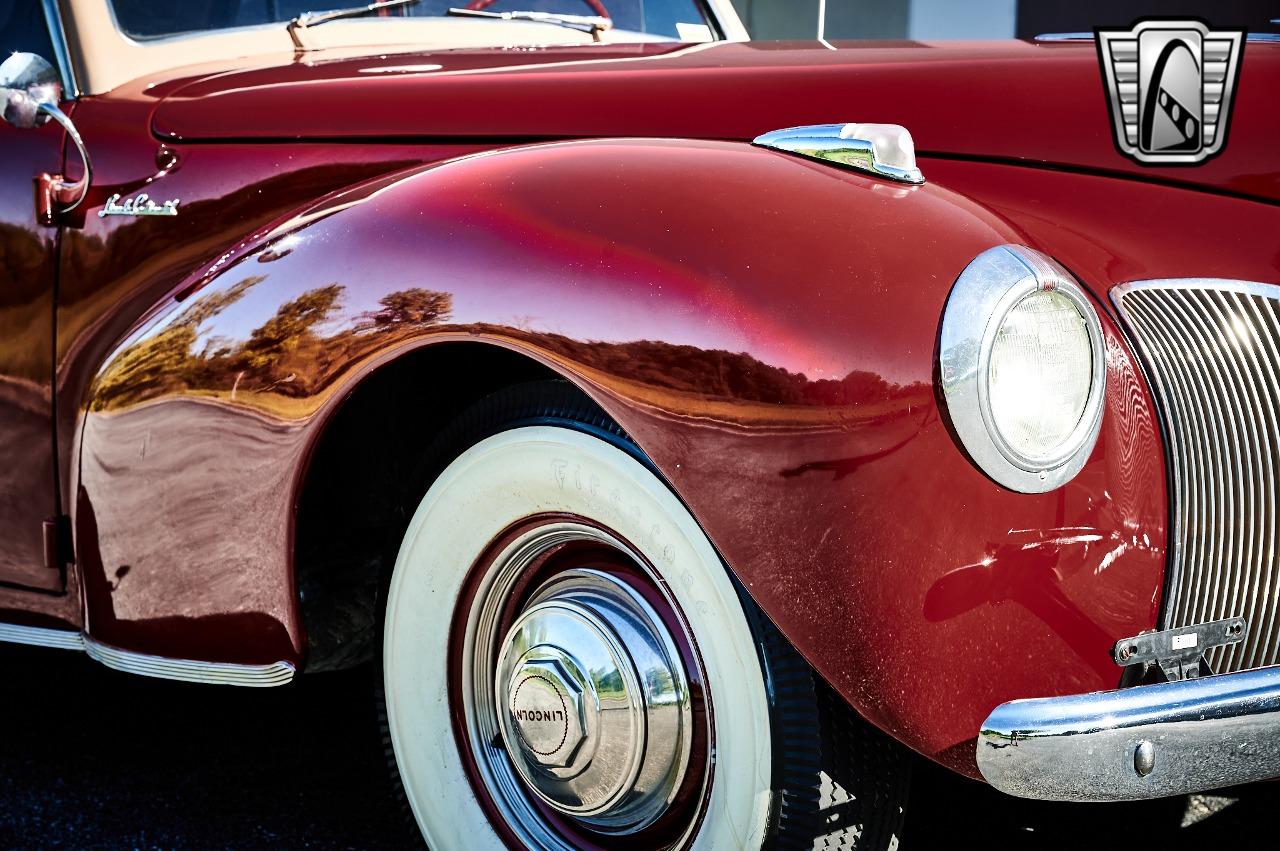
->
457 521 709 849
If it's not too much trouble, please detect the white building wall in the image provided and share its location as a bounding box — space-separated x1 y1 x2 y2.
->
728 0 1016 40
907 0 1016 39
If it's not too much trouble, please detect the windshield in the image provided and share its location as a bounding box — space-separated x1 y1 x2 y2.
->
109 0 715 41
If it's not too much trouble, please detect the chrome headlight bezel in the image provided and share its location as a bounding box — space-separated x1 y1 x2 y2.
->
939 245 1106 493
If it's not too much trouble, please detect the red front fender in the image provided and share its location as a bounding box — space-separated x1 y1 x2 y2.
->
75 138 1167 775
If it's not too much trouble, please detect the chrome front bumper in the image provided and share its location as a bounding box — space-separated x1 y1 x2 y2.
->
977 666 1280 801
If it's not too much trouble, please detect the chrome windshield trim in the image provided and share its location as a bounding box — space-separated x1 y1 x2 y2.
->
978 665 1280 801
40 0 79 97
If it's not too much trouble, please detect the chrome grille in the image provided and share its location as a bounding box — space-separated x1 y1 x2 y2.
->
1114 280 1280 674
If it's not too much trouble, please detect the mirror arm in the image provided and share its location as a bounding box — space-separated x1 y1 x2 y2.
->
35 101 91 222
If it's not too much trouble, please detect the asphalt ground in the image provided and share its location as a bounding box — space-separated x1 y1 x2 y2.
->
0 644 1273 849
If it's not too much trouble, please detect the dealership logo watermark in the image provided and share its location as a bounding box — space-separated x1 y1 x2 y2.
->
1096 20 1245 165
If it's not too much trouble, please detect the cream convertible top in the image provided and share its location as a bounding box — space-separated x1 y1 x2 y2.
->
46 0 749 96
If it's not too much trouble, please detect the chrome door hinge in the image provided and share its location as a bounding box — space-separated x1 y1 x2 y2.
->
42 514 73 571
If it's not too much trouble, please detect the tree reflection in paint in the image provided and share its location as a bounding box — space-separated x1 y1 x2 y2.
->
92 282 457 412
91 274 926 425
92 276 264 410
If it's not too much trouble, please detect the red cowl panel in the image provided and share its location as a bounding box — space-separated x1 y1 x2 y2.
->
148 40 1280 202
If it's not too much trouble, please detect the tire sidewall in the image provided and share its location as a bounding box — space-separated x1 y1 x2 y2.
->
382 426 773 849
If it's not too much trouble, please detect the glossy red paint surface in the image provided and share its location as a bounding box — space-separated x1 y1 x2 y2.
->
54 96 474 659
921 157 1280 294
1 32 1275 781
70 135 1182 775
148 40 1280 202
0 108 66 606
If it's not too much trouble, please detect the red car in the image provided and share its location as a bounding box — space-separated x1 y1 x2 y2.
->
2 1 1278 847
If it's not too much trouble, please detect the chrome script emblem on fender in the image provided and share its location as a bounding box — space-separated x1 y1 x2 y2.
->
1096 20 1244 165
98 193 180 218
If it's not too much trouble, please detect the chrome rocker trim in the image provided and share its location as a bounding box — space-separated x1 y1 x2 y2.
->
0 622 85 650
977 665 1280 801
0 623 295 687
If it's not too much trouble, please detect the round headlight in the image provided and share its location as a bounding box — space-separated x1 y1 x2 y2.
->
939 245 1105 493
987 288 1095 463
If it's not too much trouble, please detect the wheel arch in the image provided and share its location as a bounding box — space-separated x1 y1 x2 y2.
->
294 342 577 672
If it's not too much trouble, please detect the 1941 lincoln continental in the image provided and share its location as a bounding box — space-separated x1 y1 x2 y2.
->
2 1 1279 847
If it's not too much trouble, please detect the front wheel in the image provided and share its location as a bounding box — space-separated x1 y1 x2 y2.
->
378 382 909 849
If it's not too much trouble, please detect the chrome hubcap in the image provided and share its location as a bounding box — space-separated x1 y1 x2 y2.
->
504 652 592 772
495 570 692 830
460 523 703 847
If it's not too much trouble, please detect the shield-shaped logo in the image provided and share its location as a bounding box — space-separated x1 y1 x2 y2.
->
1096 20 1245 165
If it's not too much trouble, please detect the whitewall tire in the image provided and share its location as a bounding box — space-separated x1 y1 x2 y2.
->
377 380 910 850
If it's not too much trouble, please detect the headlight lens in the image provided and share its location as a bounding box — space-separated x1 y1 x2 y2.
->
938 245 1106 493
987 289 1094 463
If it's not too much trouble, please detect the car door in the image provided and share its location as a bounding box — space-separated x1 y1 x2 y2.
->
0 6 65 591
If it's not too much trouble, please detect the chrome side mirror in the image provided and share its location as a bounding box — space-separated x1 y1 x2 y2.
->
1 52 62 129
0 52 92 220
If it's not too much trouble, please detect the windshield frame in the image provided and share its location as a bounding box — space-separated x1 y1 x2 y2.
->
58 0 748 95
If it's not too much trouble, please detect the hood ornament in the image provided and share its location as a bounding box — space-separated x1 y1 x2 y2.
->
752 123 924 184
99 193 180 218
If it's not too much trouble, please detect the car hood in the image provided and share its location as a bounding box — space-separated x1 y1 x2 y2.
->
150 39 1279 201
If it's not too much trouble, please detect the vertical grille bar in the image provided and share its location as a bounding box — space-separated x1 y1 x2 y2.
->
1246 294 1280 669
1115 281 1280 674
